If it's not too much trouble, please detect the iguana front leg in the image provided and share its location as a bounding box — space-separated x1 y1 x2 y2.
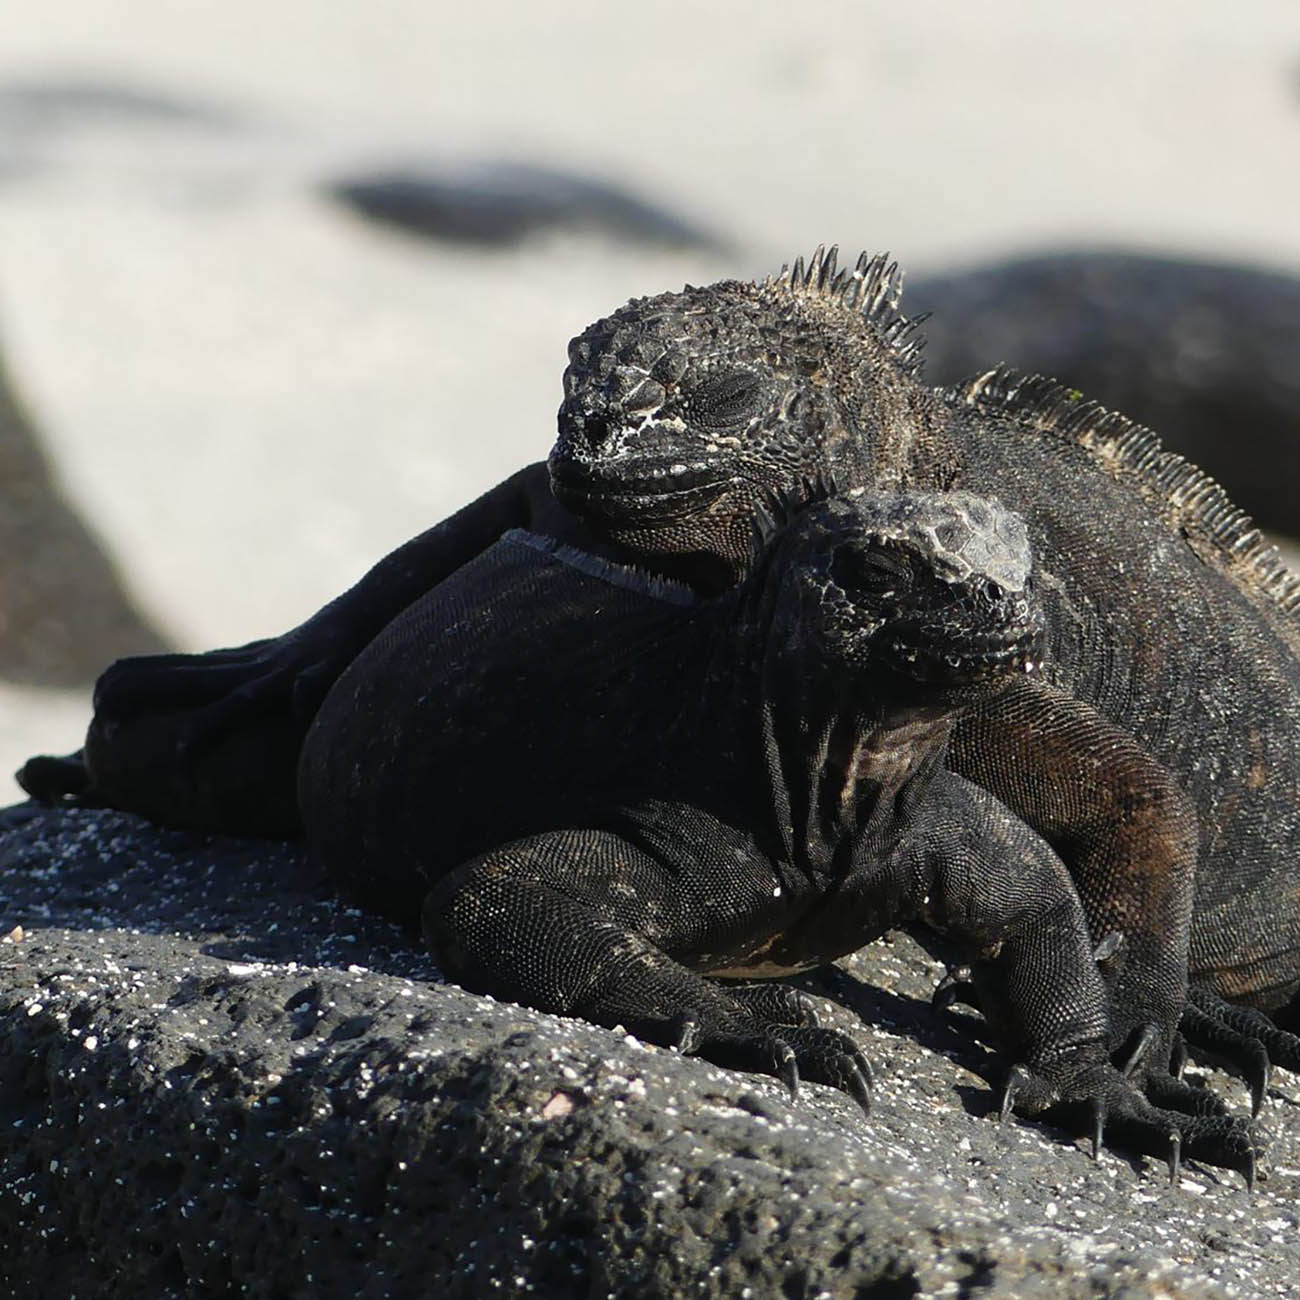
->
900 773 1253 1179
948 675 1196 1082
422 829 874 1110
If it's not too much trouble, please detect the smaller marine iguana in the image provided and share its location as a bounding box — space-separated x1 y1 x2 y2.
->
292 488 1249 1178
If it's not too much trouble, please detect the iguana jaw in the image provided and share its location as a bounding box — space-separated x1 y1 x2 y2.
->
874 620 1046 690
548 451 734 524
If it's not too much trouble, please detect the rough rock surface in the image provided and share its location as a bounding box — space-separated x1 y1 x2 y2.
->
2 804 1299 1298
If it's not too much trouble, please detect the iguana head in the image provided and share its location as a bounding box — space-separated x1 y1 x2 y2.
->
549 247 925 589
774 488 1044 713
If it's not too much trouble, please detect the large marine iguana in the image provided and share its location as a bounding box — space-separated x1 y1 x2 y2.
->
16 484 1260 1176
293 487 1249 1176
20 249 1300 1123
543 249 1300 1112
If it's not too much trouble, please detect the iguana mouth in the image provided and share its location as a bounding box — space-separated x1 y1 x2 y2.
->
880 625 1045 685
549 454 732 521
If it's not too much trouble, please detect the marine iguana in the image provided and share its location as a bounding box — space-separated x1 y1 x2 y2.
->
294 487 1251 1177
17 484 1259 1176
542 249 1300 1111
20 249 1300 1121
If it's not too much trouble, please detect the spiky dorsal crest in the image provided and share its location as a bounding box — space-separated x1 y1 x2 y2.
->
953 365 1300 619
505 529 698 607
745 472 842 571
763 245 928 375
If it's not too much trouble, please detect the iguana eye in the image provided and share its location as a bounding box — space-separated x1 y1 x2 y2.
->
692 370 764 430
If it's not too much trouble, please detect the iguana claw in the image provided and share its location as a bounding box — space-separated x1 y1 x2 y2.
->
1090 1097 1104 1160
1180 988 1289 1117
672 1014 702 1055
775 1043 799 1102
844 1061 873 1117
1000 1066 1032 1123
1121 1023 1164 1080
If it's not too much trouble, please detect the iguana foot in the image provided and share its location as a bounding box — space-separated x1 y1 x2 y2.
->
15 750 91 803
672 1018 872 1115
1006 1057 1260 1187
725 982 821 1028
1179 986 1300 1116
932 968 1238 1121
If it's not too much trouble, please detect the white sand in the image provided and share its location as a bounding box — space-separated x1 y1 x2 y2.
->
2 0 1298 789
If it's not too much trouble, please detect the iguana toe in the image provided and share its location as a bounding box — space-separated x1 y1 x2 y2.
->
1120 1023 1164 1080
1180 988 1289 1117
727 982 822 1029
1142 1070 1231 1118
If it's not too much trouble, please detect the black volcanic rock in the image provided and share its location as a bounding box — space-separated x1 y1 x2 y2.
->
3 803 1299 1297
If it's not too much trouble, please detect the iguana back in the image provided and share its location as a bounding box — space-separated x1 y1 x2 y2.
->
298 528 705 918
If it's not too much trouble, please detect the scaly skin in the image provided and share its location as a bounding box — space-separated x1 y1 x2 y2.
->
294 488 1252 1177
545 248 1300 1111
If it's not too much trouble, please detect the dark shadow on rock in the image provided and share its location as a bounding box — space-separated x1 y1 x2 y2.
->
0 330 170 686
802 960 1005 1106
913 251 1300 538
327 159 730 252
0 801 435 982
